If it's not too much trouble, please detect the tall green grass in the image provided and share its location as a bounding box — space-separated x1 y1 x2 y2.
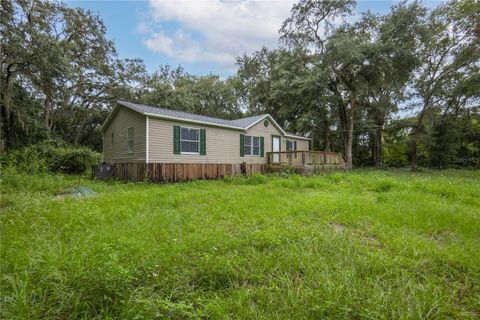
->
1 170 479 319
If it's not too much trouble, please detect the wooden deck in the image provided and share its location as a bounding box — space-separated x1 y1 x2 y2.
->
267 151 347 172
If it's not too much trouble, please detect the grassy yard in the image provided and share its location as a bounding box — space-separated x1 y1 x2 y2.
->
1 170 479 319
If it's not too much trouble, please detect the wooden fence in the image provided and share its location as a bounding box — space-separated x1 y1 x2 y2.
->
94 162 266 182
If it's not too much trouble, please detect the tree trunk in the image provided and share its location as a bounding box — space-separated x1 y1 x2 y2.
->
411 123 422 171
0 89 9 151
44 96 52 135
345 99 354 170
411 106 427 171
323 126 331 152
374 127 383 167
369 131 375 163
1 71 13 150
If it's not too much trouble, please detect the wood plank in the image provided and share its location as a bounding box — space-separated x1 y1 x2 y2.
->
109 161 272 183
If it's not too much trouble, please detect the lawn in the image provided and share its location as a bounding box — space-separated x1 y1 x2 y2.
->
1 170 479 319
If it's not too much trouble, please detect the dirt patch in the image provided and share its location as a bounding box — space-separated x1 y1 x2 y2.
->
358 232 383 249
426 230 461 246
0 198 14 210
328 221 382 249
328 221 346 233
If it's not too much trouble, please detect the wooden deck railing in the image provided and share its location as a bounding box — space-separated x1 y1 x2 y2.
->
267 151 346 168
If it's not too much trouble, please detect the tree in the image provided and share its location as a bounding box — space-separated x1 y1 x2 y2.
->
139 65 243 120
280 0 356 54
1 0 135 150
237 48 328 141
359 2 426 166
1 0 62 148
410 0 480 170
279 0 360 169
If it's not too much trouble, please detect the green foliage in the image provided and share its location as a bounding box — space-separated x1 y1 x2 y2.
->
223 173 268 185
0 141 100 175
140 66 243 120
1 170 479 318
383 128 410 167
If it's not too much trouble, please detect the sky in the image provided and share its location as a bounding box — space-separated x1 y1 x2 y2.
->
67 0 442 77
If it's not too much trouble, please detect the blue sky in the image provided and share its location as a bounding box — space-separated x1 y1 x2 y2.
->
68 0 441 77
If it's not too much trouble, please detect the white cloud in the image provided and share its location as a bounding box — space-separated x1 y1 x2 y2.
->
136 21 151 35
144 30 234 64
142 0 295 67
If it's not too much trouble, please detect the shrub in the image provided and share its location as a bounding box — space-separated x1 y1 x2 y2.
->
50 148 100 174
0 140 101 175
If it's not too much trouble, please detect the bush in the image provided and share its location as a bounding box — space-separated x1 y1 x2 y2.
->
0 140 101 175
50 148 100 174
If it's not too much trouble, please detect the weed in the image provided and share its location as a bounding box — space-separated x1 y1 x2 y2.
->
1 169 479 318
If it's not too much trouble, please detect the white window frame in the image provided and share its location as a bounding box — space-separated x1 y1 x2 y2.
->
180 126 200 155
127 127 134 154
244 135 260 156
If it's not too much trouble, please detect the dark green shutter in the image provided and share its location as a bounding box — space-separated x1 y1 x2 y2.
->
260 137 264 157
200 129 206 155
173 126 180 154
240 134 245 157
286 140 290 151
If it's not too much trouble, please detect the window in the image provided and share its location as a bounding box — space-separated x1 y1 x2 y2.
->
253 137 260 155
287 140 297 151
181 127 199 154
111 132 114 147
244 135 260 156
127 127 134 153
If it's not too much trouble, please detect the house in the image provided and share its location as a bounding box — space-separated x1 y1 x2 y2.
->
101 101 311 165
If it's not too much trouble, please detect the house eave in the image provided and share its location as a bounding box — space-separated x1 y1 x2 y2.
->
284 134 311 141
143 112 245 131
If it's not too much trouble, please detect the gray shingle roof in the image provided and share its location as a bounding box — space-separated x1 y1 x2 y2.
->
117 100 267 129
113 100 310 140
229 114 267 128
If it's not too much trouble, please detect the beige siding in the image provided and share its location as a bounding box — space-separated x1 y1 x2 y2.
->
147 116 297 164
243 119 283 164
284 137 310 151
103 110 311 165
148 117 242 163
102 106 146 163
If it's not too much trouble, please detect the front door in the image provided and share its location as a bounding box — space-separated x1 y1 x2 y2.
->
272 136 280 163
